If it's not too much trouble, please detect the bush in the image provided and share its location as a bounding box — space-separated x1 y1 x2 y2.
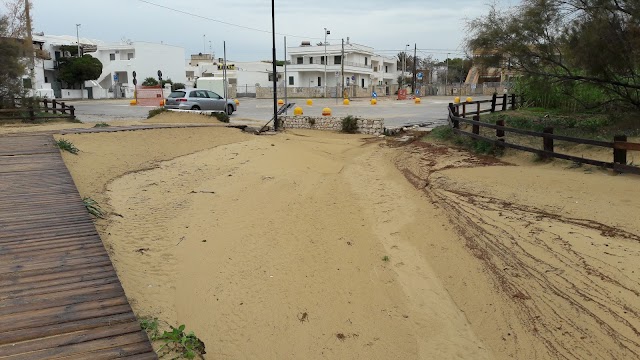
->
429 125 454 140
341 115 358 133
147 107 167 119
212 111 229 123
94 122 110 127
142 77 159 87
172 82 186 91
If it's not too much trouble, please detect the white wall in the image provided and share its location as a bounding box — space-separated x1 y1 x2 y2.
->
59 89 88 99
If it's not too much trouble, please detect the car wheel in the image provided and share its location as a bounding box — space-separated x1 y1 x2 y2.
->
191 105 201 110
226 105 234 115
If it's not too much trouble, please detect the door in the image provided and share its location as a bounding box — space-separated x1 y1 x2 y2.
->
193 90 212 110
206 90 226 111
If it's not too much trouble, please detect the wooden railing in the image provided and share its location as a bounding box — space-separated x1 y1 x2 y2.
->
447 95 640 175
0 99 75 122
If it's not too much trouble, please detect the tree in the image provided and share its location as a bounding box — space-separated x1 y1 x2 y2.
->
467 0 640 109
171 82 185 91
142 77 158 86
0 0 31 107
57 55 102 89
435 58 473 85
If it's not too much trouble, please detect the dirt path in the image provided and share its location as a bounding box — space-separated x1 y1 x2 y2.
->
395 141 640 359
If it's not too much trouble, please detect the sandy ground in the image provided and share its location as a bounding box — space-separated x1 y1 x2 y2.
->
56 124 640 359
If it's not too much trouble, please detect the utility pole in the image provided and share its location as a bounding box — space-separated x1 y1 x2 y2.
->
412 43 417 94
284 36 288 113
341 38 345 99
445 53 450 95
324 28 329 98
271 0 278 131
24 0 35 92
203 34 206 54
402 44 409 88
223 41 227 102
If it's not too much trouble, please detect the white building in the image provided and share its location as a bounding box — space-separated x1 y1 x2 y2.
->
90 41 186 99
26 34 185 99
185 54 283 96
286 40 398 96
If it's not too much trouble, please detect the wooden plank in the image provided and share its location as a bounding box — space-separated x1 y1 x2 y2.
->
0 265 117 294
0 287 124 317
614 141 640 151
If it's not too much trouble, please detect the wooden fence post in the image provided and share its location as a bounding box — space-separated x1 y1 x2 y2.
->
613 135 628 165
472 115 480 135
29 107 35 122
476 102 481 116
511 94 516 110
502 94 507 111
70 105 76 121
491 93 497 112
543 127 554 158
61 102 66 114
462 103 466 118
496 119 505 146
43 99 49 113
52 99 57 113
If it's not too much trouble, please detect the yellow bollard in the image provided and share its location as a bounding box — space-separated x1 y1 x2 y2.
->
129 99 137 106
234 99 240 106
306 99 313 106
293 106 303 115
159 99 165 106
278 99 284 105
322 107 332 116
414 97 421 104
466 97 473 103
370 98 377 105
343 99 350 105
454 97 461 104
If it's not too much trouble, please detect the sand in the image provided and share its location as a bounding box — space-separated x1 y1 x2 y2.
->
57 126 640 359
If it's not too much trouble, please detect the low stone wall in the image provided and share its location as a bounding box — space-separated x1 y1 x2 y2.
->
278 115 384 135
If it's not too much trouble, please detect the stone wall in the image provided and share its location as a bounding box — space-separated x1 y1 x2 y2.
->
278 115 384 135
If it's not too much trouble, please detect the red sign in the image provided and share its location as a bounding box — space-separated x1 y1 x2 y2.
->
397 88 407 100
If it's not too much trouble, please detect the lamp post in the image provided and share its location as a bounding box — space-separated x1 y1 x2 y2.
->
75 24 81 57
402 44 409 87
324 28 330 98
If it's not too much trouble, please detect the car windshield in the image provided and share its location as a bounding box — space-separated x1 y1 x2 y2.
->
169 91 186 98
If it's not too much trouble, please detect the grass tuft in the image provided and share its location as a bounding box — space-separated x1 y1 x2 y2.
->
382 255 390 262
140 317 206 359
211 111 230 123
148 107 167 119
55 138 79 154
82 197 104 218
93 122 110 128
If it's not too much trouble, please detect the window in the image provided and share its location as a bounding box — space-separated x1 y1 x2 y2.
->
385 65 388 73
317 77 321 87
109 53 115 61
289 76 294 85
127 53 134 60
365 57 368 66
22 78 32 89
206 90 221 99
320 56 325 65
44 76 49 83
361 79 365 87
309 57 313 64
334 55 341 65
373 66 378 72
169 91 186 98
268 73 282 81
296 57 303 64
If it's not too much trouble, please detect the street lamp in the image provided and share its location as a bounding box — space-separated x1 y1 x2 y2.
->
75 24 81 57
324 28 330 97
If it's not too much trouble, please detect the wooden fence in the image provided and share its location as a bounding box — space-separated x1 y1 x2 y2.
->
0 98 76 122
448 94 640 175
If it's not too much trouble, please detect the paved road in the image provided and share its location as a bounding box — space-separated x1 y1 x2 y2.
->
71 96 489 128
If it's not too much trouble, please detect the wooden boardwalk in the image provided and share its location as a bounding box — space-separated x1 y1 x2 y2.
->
0 134 156 359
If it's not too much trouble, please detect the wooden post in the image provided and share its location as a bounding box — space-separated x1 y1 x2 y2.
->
511 93 516 110
462 103 466 118
472 115 480 135
61 102 66 114
502 94 507 111
543 127 554 158
496 119 505 146
70 105 76 120
52 99 57 113
490 93 497 112
43 99 49 113
476 102 481 116
452 117 459 129
29 107 35 122
613 135 628 165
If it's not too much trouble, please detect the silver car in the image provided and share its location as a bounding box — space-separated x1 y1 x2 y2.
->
164 89 236 114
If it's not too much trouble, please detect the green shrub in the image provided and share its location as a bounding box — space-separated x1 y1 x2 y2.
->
140 317 206 359
82 197 104 218
147 107 167 119
429 125 454 140
55 138 79 154
212 111 230 123
172 82 185 91
341 115 358 133
93 122 110 127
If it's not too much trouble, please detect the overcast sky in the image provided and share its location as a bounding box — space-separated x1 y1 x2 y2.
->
28 0 512 61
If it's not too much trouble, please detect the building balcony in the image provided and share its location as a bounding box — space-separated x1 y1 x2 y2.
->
43 59 59 70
